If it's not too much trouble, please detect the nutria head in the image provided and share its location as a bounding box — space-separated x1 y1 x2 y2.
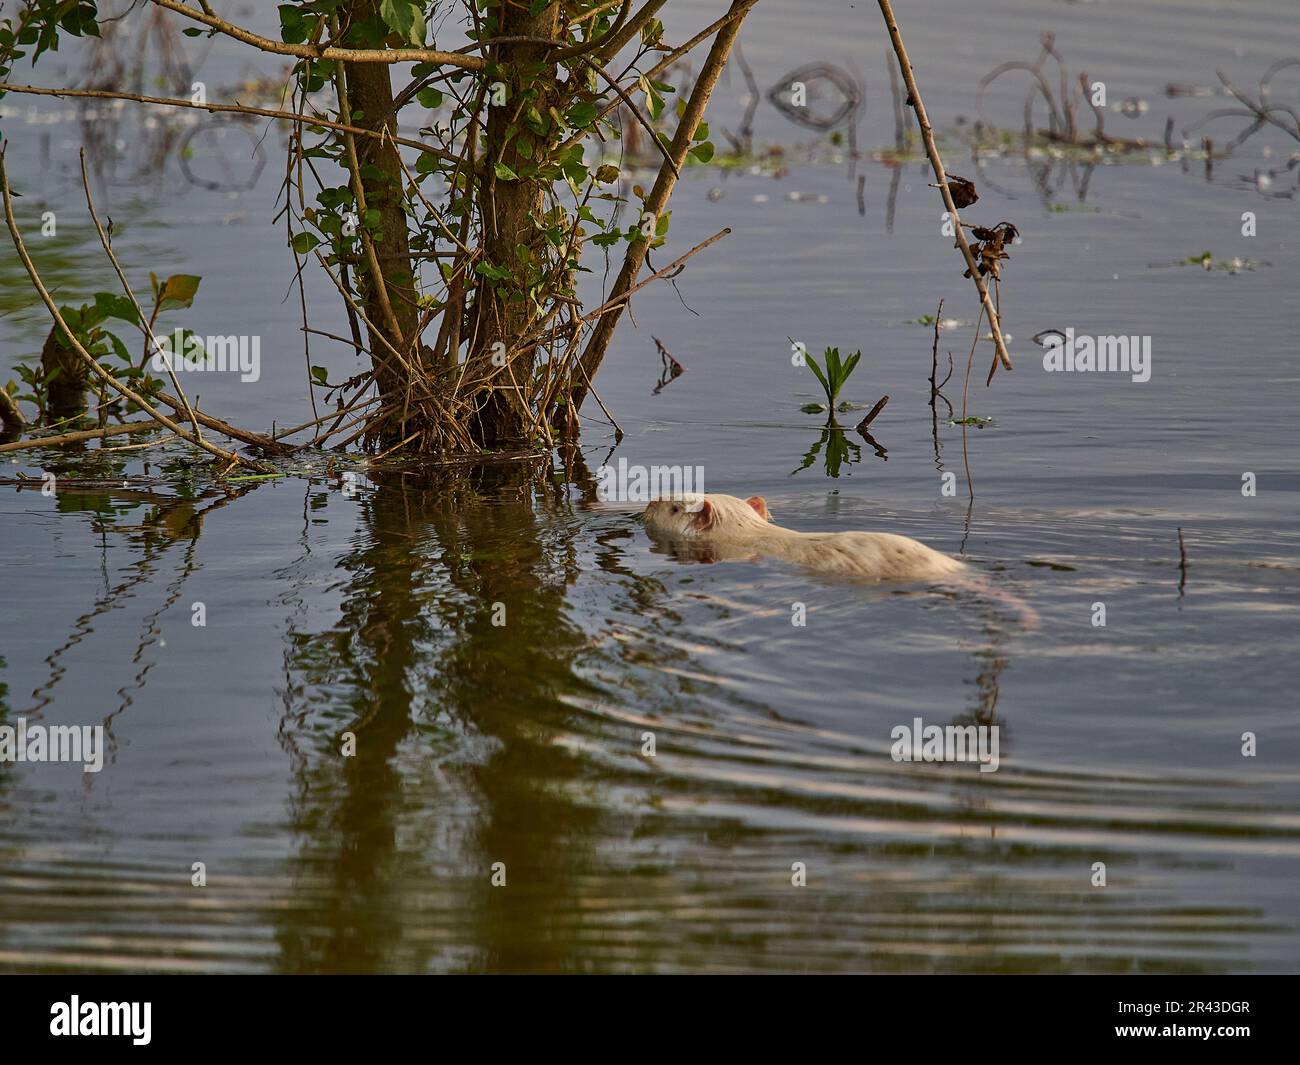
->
643 493 773 540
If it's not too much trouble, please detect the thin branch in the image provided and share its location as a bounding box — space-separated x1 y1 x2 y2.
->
579 226 729 323
149 0 485 69
960 306 985 502
79 150 204 445
571 1 753 409
595 0 667 62
0 420 161 454
0 84 459 164
330 13 405 351
554 0 631 61
582 55 678 177
875 0 1013 373
572 0 761 148
929 297 944 406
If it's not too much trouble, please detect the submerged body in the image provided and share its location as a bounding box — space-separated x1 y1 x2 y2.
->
643 493 966 582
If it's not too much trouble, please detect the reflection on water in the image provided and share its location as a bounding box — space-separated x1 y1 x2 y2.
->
1 460 1297 973
272 463 612 972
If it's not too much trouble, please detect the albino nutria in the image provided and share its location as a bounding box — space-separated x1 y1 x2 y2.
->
643 493 966 581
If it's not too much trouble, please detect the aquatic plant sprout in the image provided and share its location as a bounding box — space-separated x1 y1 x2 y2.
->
803 346 862 411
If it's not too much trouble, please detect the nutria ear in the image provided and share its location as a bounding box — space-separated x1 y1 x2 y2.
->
691 499 716 530
745 495 772 522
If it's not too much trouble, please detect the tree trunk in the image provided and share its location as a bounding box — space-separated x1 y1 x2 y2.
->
465 2 561 448
341 0 421 435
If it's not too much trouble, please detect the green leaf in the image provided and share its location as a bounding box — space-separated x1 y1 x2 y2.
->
825 346 841 380
523 105 548 136
291 232 320 255
279 5 306 44
493 161 519 181
841 350 862 381
379 0 426 46
688 140 714 164
94 292 139 325
804 353 830 399
565 100 598 130
310 365 330 386
156 274 201 312
106 331 134 365
640 77 665 122
417 87 443 109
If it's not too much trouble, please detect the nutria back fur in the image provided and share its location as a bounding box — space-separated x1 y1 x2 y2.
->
643 493 966 581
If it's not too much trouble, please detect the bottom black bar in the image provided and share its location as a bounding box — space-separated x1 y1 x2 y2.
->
2 974 1293 1051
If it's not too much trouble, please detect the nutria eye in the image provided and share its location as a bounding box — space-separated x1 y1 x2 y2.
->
671 504 680 513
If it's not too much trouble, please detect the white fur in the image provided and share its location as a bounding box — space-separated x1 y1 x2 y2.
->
644 494 966 581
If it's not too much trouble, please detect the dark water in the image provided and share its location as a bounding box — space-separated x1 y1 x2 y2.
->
1 0 1298 972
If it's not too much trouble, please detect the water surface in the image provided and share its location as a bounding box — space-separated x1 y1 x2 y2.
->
1 0 1298 972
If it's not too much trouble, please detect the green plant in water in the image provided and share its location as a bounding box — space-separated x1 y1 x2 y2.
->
8 274 200 425
802 346 862 415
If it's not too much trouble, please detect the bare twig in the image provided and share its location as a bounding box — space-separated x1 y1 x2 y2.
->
578 227 729 323
0 83 459 164
572 0 762 147
875 0 1013 373
960 307 986 502
929 297 944 404
857 395 889 430
0 420 161 454
79 150 204 445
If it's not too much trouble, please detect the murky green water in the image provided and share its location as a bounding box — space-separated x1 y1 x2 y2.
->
1 0 1298 972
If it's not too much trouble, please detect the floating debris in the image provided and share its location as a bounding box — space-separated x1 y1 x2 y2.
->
1153 251 1269 273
